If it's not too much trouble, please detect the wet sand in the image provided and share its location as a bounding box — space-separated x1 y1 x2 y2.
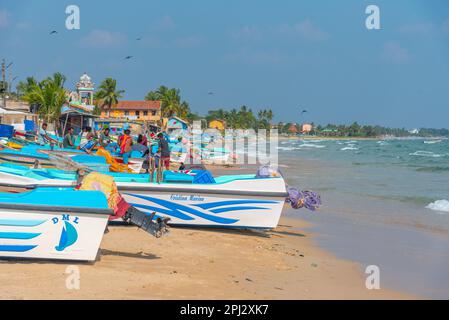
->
0 215 413 299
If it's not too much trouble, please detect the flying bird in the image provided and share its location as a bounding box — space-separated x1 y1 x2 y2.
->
136 37 142 41
50 30 58 35
124 56 133 60
208 92 214 95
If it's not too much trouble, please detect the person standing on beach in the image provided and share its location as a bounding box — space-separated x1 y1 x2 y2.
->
119 129 133 164
157 132 171 170
63 127 76 149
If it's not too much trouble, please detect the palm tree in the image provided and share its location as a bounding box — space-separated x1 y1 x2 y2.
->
23 73 67 130
16 76 38 98
145 85 190 119
94 78 125 117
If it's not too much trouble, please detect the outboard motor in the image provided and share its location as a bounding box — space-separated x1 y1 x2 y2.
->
123 209 170 238
77 171 170 238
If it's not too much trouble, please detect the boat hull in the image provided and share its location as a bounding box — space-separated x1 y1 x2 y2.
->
0 208 109 261
0 153 54 167
0 170 287 229
122 189 285 229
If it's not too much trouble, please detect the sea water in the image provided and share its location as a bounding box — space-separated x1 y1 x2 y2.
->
279 138 449 299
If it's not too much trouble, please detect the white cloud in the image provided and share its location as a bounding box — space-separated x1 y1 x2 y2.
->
153 15 176 31
277 20 328 41
0 9 10 28
381 41 411 63
442 19 449 35
224 48 286 65
173 35 203 48
230 25 263 41
397 22 436 36
230 20 328 43
80 29 126 47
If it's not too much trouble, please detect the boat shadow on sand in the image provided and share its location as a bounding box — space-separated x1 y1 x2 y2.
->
0 249 160 265
98 248 160 261
168 225 306 239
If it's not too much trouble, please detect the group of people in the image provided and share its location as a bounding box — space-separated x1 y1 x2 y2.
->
56 123 171 169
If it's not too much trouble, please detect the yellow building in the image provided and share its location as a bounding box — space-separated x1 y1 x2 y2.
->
209 119 226 130
101 100 162 123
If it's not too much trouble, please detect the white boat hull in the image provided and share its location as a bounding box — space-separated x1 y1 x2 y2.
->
0 172 287 229
0 207 110 261
123 190 284 229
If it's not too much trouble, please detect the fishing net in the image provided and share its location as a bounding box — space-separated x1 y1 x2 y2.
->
286 187 321 211
96 147 133 173
256 165 283 178
78 171 170 238
47 153 90 172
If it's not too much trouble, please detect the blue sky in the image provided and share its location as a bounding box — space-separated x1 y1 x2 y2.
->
1 0 449 128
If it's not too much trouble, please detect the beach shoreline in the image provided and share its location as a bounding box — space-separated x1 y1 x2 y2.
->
0 163 418 300
0 215 414 300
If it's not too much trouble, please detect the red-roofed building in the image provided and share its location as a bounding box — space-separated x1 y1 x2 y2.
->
101 100 162 122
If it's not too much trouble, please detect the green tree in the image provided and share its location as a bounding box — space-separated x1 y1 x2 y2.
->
16 77 38 98
94 78 124 116
145 85 190 119
23 73 67 129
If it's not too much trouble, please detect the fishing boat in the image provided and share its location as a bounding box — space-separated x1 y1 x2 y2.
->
0 187 111 261
0 163 320 229
0 143 146 173
0 146 110 171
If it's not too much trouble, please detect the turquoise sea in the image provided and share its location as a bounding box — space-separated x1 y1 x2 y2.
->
279 137 449 298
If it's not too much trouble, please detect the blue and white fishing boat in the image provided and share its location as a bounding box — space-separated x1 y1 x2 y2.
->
0 164 322 230
0 187 111 261
0 146 110 171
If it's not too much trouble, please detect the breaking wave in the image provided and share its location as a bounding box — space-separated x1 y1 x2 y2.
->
409 151 446 158
426 200 449 214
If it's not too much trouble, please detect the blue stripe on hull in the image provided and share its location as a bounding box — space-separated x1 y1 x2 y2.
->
0 219 46 227
195 200 278 210
210 206 268 214
0 232 41 239
0 245 37 252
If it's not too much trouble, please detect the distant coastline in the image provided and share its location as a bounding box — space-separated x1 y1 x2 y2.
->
278 135 448 141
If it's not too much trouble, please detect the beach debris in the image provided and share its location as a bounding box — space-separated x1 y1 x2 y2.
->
245 278 253 282
274 287 284 290
256 165 283 178
286 187 321 211
311 263 318 268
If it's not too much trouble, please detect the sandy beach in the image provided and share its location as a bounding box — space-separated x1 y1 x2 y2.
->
0 214 413 300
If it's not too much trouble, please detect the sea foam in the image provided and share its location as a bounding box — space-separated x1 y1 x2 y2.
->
409 151 445 158
426 200 449 214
